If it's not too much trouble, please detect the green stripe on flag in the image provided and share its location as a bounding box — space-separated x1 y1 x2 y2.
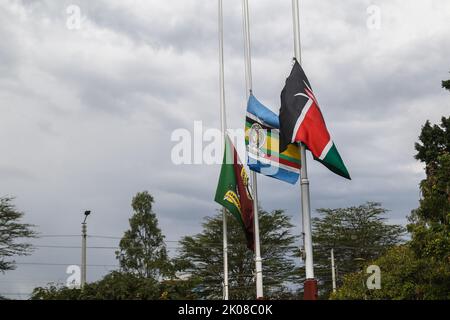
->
318 143 351 180
245 138 300 164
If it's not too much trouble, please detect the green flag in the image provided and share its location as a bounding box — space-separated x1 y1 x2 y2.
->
215 135 254 250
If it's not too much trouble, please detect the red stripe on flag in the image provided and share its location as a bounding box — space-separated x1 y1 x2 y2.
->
294 102 330 158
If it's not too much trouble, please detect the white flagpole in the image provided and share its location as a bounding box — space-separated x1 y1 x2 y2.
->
331 248 337 293
218 0 229 300
242 0 263 299
292 0 317 299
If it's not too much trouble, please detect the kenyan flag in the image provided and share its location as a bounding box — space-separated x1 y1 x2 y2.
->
279 59 351 180
214 135 254 251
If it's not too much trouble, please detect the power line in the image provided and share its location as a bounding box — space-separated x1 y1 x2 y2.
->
14 262 118 267
37 235 81 238
34 245 117 249
36 235 394 249
38 234 300 246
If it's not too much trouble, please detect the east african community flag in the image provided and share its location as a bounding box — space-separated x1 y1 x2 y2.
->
215 135 255 251
279 59 351 180
245 94 301 184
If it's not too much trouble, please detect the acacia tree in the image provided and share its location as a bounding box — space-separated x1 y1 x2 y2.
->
0 197 36 273
115 191 169 279
177 209 300 300
311 202 404 298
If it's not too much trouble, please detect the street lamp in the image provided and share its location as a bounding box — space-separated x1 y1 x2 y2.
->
81 210 91 289
83 210 91 223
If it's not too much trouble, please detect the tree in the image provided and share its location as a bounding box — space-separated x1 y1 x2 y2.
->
442 76 450 91
177 209 300 300
115 191 169 279
31 270 201 300
331 245 450 300
31 271 161 300
312 202 404 298
409 116 449 260
407 115 450 298
159 278 200 300
0 197 36 273
334 114 450 300
32 192 199 300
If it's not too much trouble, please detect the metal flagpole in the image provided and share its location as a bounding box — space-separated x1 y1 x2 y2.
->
218 0 229 300
292 0 318 300
242 0 263 299
331 248 337 293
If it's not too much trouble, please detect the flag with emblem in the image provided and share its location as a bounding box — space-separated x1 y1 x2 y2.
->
279 59 351 180
215 135 254 251
245 94 301 184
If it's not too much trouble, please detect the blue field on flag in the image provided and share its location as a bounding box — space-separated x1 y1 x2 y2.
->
245 94 301 185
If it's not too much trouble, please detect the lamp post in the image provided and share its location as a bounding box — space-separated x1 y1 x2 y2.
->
81 210 91 289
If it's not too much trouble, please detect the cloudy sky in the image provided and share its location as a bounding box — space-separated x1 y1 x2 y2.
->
0 0 449 298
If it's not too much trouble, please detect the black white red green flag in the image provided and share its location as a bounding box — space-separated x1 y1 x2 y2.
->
279 59 351 180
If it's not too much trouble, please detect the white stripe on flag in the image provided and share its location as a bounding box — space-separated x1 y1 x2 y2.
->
246 112 275 129
291 97 313 143
319 140 333 160
248 154 300 173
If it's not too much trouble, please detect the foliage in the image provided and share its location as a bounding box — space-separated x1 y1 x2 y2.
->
159 278 200 300
409 116 449 260
406 115 450 299
311 202 404 298
0 197 37 273
331 245 450 300
31 271 160 300
442 78 450 91
335 113 450 300
31 270 200 300
115 191 169 279
177 209 300 299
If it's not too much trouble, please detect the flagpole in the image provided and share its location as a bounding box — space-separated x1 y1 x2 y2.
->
292 0 318 300
242 0 263 299
218 0 229 301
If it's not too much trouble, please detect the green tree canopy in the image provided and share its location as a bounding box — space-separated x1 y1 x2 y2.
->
31 271 161 300
407 114 450 281
115 191 169 279
0 197 36 273
31 270 200 300
442 76 450 91
176 209 300 300
335 109 450 299
311 202 404 298
331 245 450 300
409 116 449 259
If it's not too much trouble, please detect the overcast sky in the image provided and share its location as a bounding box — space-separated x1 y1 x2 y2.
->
0 0 449 298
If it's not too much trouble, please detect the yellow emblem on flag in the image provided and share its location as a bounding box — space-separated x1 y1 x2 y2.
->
223 190 241 215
